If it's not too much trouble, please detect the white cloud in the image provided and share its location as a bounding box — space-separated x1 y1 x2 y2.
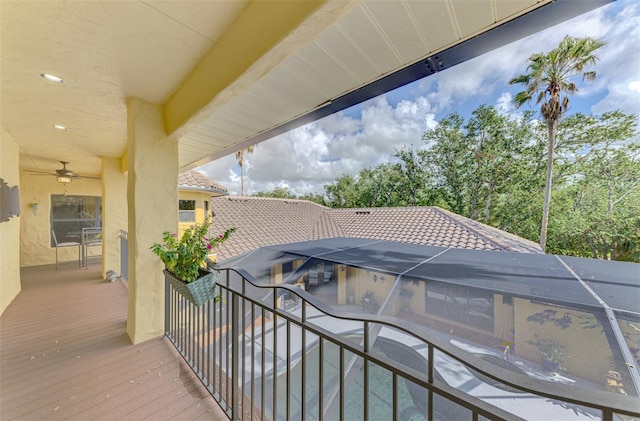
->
202 94 438 196
589 1 640 115
495 92 515 116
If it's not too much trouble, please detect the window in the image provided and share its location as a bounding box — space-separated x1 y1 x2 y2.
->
50 195 102 246
179 200 196 222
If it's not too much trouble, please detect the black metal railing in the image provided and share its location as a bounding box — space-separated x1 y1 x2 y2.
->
164 268 640 421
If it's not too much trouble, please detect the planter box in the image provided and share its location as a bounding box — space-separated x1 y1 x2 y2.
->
164 269 216 307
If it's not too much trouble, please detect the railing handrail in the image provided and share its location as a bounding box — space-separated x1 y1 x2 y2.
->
218 266 640 418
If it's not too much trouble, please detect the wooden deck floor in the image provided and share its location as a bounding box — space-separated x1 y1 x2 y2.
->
0 263 229 420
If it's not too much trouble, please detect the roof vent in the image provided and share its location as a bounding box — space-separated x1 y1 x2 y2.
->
355 211 371 215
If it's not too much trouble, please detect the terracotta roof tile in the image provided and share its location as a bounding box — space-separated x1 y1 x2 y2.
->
210 197 327 260
431 207 542 253
210 197 542 260
178 170 227 194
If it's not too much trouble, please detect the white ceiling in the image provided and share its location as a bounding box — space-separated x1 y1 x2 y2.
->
1 0 248 175
1 0 554 177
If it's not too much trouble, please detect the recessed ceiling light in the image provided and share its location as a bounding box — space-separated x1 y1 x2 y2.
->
53 124 67 130
40 73 64 83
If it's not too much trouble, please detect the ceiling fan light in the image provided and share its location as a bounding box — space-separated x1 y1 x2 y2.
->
57 176 72 184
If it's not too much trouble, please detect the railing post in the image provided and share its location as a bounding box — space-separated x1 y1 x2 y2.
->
231 291 239 420
164 274 170 335
364 321 369 421
301 302 307 420
428 344 434 421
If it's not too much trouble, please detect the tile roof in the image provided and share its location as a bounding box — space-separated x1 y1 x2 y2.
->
210 197 326 260
433 207 542 254
324 207 541 253
210 196 542 260
324 207 496 250
178 170 227 194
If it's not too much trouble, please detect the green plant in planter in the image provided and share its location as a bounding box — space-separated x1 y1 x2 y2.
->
150 216 236 282
527 334 570 371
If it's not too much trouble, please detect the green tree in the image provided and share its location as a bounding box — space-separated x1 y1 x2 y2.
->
464 106 539 223
323 156 434 209
355 164 415 207
419 107 541 228
298 192 326 205
420 113 470 215
510 35 604 252
253 185 296 199
393 146 433 206
548 133 640 260
551 112 638 182
324 174 360 208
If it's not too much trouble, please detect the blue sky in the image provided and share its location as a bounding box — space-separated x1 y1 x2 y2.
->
201 0 640 196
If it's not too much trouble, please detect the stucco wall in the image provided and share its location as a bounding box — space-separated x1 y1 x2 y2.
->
102 157 128 277
346 267 394 310
20 170 102 267
1 129 22 314
177 190 211 237
514 298 612 384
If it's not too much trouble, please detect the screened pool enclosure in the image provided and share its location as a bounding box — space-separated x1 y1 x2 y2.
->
217 238 639 419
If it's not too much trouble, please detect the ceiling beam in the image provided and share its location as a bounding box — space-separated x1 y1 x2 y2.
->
163 0 362 139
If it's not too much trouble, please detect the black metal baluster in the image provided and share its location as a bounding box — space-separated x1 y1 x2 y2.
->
301 302 306 421
286 319 291 421
319 339 323 421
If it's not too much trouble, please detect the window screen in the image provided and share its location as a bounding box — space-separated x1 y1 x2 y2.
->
425 280 494 332
50 195 102 246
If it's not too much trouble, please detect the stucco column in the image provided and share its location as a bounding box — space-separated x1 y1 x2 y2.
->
101 157 127 279
0 128 22 314
126 97 178 344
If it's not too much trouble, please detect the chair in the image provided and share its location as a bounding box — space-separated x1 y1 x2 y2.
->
82 227 103 269
308 269 319 286
52 229 81 270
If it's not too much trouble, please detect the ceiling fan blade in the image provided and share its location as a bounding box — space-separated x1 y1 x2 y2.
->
24 169 56 176
25 162 100 180
56 169 77 177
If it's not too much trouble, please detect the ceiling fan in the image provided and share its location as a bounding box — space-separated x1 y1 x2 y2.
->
25 161 100 184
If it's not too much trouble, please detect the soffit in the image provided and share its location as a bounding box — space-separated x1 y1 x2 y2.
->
178 0 551 169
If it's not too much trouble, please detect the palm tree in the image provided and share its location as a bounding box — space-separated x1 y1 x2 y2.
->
235 145 255 195
509 35 604 252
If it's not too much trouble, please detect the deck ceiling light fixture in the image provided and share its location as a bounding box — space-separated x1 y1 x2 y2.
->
40 73 64 83
56 176 72 184
53 124 67 130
